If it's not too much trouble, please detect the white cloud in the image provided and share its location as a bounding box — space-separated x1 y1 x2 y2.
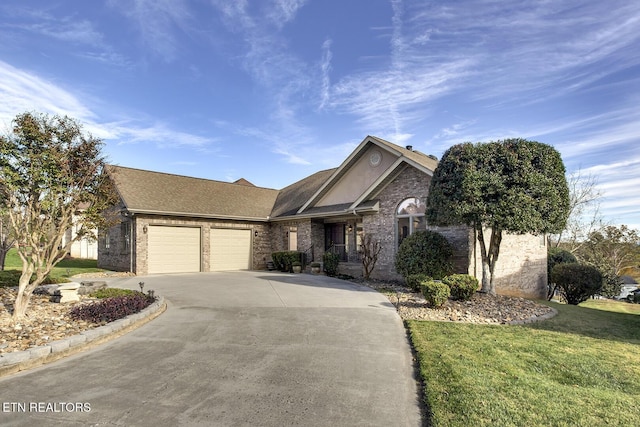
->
0 60 95 125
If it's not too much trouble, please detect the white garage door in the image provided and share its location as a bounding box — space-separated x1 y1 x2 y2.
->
147 226 201 274
210 228 252 271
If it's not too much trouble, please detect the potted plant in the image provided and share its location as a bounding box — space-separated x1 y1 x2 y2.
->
292 261 302 273
310 262 321 274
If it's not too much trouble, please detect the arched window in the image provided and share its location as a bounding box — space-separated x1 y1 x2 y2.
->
397 197 425 246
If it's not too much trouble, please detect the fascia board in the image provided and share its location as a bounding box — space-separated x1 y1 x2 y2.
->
125 209 270 222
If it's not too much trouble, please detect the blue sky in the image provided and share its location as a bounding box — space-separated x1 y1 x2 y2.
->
0 1 638 230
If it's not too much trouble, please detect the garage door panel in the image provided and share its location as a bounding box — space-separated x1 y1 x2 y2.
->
148 226 201 274
210 229 251 271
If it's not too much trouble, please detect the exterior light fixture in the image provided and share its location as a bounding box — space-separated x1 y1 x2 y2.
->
143 225 148 234
254 230 259 237
348 225 353 233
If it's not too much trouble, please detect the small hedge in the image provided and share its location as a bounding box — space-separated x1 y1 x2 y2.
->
443 274 478 301
70 292 156 323
551 263 603 305
406 273 432 293
271 251 305 272
323 252 340 277
0 270 70 288
90 288 138 299
421 279 450 308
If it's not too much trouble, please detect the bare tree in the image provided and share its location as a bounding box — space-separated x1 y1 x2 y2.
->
361 234 382 280
549 169 607 251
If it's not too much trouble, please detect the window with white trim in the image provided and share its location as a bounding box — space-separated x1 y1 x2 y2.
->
397 197 426 246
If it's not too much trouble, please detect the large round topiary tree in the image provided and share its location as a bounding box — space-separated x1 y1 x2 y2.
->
395 230 454 280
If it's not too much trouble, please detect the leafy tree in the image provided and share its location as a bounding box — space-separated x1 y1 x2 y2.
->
426 139 570 295
574 225 640 298
0 112 117 321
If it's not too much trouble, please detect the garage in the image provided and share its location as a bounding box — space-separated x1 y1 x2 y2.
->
147 226 201 274
210 228 252 271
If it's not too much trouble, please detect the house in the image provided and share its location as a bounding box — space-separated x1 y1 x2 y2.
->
99 135 548 298
61 203 98 260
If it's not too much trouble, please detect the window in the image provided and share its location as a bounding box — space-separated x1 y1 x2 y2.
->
288 227 298 251
121 222 130 251
397 197 426 246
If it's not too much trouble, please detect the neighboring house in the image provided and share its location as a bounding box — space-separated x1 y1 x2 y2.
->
617 276 639 300
61 204 98 260
99 135 548 298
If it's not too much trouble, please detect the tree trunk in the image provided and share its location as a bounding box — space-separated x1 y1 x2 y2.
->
476 225 502 296
12 267 34 321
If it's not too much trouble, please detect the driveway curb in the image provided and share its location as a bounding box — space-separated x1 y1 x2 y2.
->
0 297 166 378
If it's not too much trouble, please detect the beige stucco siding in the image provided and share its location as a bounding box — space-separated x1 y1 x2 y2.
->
316 146 396 207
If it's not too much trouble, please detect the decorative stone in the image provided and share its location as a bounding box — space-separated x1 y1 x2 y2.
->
52 283 81 303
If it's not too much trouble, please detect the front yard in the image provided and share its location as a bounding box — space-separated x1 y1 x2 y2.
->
408 299 640 426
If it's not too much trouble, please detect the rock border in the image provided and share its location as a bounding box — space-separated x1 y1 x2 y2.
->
506 306 558 325
0 297 166 378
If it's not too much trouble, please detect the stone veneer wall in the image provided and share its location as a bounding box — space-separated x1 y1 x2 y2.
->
469 231 547 299
98 214 271 275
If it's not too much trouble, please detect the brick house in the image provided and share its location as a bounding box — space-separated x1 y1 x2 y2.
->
99 135 548 298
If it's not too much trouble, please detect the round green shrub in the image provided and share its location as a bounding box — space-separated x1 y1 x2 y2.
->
551 263 603 305
395 230 454 280
547 248 578 299
421 279 450 308
442 274 478 301
406 273 432 292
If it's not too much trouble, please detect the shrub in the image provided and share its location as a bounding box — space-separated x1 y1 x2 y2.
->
323 252 340 277
551 263 603 305
406 273 432 292
395 230 454 280
0 270 69 287
547 247 577 300
443 274 478 301
271 251 305 272
421 279 450 308
70 293 156 323
90 288 138 299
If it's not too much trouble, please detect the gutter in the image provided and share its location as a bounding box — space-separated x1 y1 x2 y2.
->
124 209 271 222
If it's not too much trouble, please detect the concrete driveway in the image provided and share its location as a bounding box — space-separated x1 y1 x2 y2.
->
0 271 422 426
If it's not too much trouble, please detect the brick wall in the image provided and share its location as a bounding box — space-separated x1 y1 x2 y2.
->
98 214 271 275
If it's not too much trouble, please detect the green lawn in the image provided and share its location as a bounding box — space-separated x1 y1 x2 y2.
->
1 248 106 286
408 299 640 426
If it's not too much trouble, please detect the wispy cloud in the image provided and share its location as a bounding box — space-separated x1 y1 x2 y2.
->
318 38 332 110
108 0 193 62
0 60 95 125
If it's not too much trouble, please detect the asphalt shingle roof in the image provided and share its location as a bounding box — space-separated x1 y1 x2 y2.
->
106 136 439 221
107 165 279 220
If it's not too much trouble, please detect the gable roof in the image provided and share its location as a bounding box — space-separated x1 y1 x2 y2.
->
270 168 337 218
296 135 438 214
107 165 279 221
106 135 439 222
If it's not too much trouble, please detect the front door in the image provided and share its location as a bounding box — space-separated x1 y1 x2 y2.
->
325 223 347 261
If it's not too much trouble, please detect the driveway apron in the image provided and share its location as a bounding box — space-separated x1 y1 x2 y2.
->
0 271 422 426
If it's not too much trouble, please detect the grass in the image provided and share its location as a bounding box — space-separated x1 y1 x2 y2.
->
0 248 106 286
408 299 640 426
